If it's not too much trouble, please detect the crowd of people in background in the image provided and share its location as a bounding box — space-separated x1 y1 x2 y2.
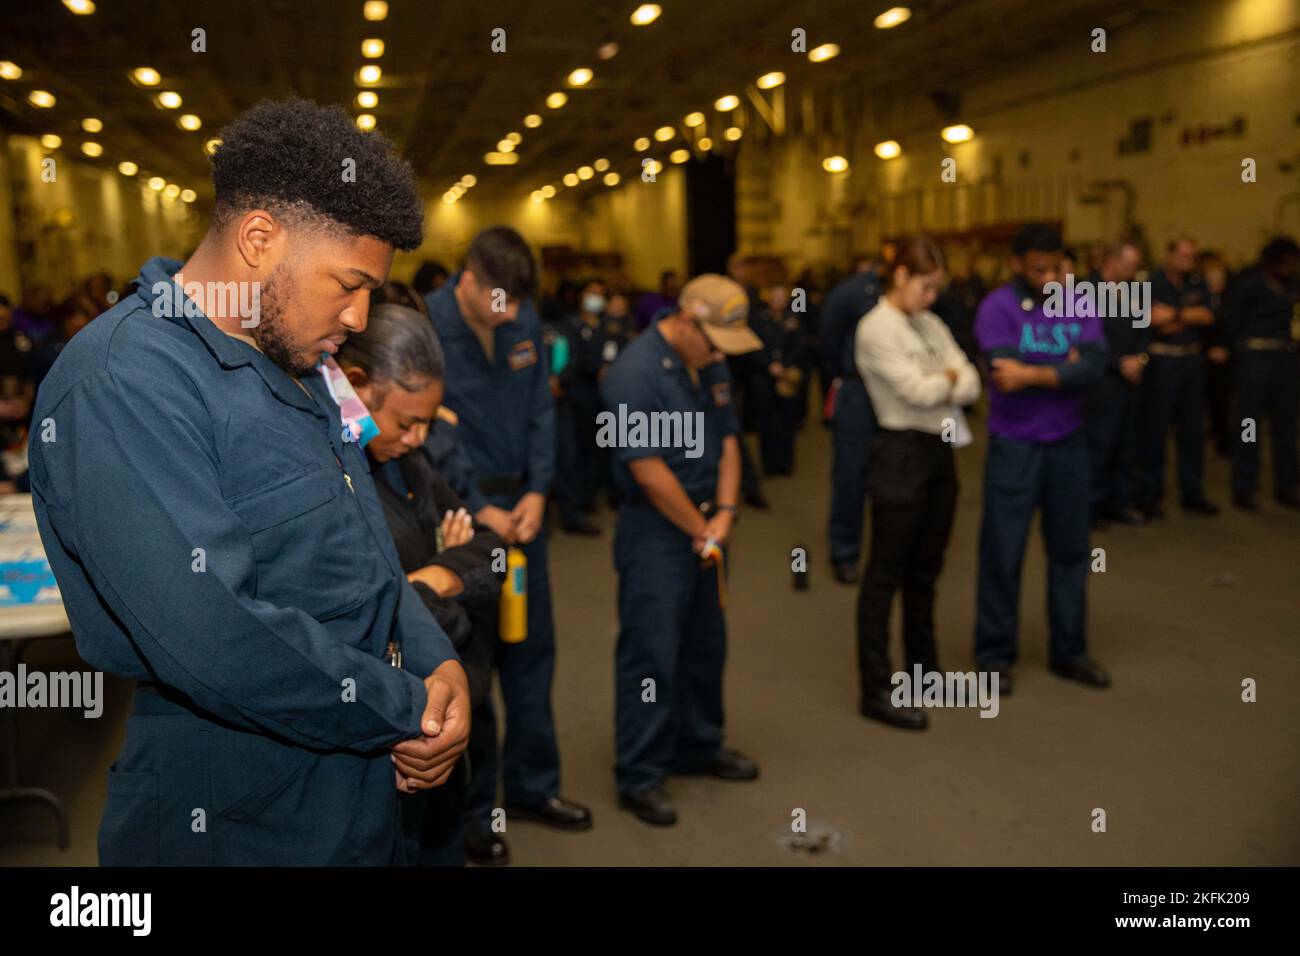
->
6 229 1297 527
7 219 1298 858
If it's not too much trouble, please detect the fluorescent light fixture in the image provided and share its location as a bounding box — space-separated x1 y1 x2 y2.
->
875 7 912 29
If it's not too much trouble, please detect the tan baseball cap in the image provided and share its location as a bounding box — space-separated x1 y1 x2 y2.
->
678 274 763 355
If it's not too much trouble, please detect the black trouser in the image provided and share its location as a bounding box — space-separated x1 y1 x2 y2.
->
1232 349 1299 498
856 429 958 695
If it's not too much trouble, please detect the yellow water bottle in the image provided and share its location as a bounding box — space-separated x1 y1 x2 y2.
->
499 547 528 643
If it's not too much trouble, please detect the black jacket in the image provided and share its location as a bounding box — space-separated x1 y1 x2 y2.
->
371 447 503 706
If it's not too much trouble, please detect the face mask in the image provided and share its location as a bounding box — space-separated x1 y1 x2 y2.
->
583 293 607 314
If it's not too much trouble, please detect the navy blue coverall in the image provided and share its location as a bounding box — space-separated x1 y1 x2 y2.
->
1226 265 1299 500
425 273 561 830
30 258 458 865
820 270 882 567
600 325 737 793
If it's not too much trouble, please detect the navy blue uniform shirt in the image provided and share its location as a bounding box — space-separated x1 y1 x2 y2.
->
1151 268 1211 346
1225 265 1299 344
600 323 738 499
820 269 882 381
425 272 555 499
29 257 457 864
1087 270 1147 370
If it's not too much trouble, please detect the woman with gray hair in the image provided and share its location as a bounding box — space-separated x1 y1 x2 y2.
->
336 302 503 866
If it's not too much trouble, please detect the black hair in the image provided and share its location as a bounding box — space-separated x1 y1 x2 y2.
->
466 225 536 298
1260 236 1300 269
335 303 444 404
412 260 449 295
371 280 428 317
211 97 423 250
1012 223 1064 256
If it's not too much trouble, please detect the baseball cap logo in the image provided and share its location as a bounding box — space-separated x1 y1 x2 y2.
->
719 294 747 325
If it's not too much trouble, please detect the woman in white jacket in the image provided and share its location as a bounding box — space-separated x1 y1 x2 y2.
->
854 237 980 730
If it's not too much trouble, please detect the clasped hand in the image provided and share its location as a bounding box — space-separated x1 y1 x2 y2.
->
392 658 470 793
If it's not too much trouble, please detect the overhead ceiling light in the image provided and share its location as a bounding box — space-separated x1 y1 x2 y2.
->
485 151 519 165
822 155 849 173
155 91 182 109
62 0 96 14
875 6 912 29
643 159 663 176
653 125 675 142
496 139 516 153
442 194 457 205
356 90 378 109
567 67 593 87
361 38 385 58
874 139 901 159
178 114 202 131
577 165 594 180
118 160 138 176
634 136 650 151
546 91 567 109
180 188 197 203
597 41 619 60
164 183 181 199
941 123 973 143
669 149 689 164
809 43 840 63
131 66 160 86
505 131 522 145
0 62 23 81
357 65 382 85
147 176 165 191
594 158 610 172
563 172 579 187
698 137 714 151
683 112 705 128
541 185 556 198
756 72 785 90
460 174 477 187
603 172 621 186
524 113 542 128
714 94 739 111
363 1 388 21
81 117 103 133
356 114 377 131
450 184 465 197
531 190 545 204
630 4 661 26
204 137 222 156
40 134 62 149
724 126 742 141
28 90 56 108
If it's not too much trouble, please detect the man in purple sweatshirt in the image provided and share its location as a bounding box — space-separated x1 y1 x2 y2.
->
973 224 1112 696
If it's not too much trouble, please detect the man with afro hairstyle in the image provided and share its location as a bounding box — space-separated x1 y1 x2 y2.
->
29 97 471 865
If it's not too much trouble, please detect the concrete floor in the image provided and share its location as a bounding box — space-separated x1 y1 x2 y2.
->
3 408 1297 866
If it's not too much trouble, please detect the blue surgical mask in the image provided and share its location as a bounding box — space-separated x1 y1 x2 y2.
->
583 293 607 314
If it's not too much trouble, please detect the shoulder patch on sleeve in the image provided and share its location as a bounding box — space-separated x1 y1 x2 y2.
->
508 340 539 371
711 382 731 407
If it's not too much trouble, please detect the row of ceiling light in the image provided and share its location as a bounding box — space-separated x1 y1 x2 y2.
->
819 124 975 174
523 5 935 202
353 1 387 132
1 58 204 204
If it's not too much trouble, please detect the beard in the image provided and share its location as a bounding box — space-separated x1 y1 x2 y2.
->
253 264 318 377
